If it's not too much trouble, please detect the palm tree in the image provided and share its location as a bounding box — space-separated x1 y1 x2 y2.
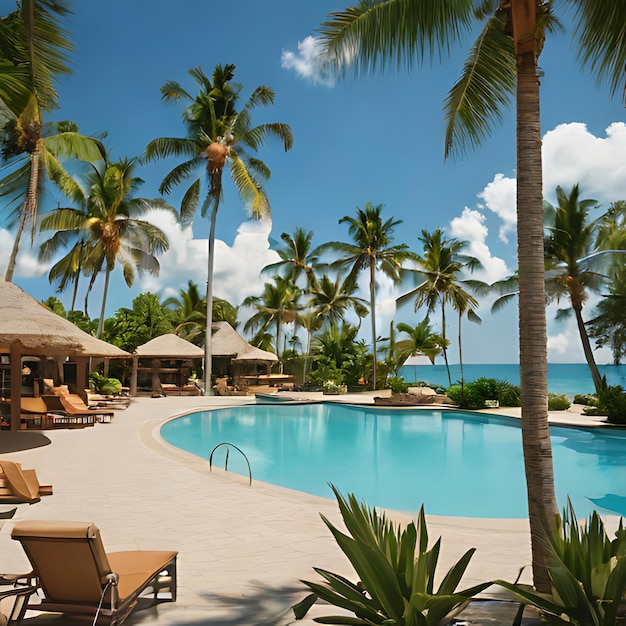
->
398 229 483 386
317 0 619 590
145 64 293 393
262 228 320 290
0 2 105 281
396 318 447 366
38 157 173 337
243 276 301 359
309 273 369 330
544 184 612 393
316 203 413 389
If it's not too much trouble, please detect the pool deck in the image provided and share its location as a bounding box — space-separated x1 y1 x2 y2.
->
0 393 620 625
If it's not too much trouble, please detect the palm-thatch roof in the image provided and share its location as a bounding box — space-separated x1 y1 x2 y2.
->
211 321 278 362
0 281 128 357
134 334 204 358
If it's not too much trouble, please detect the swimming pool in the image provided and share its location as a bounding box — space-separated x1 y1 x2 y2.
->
160 403 626 519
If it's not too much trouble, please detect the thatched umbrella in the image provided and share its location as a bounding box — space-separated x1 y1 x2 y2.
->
0 281 129 431
211 321 278 384
131 334 204 396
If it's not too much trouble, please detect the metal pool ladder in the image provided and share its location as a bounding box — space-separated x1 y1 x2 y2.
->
209 442 252 486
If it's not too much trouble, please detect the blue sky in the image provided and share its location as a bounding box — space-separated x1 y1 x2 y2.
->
1 1 625 364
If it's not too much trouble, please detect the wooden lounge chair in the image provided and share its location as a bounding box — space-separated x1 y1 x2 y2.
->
0 460 53 504
0 574 38 625
11 520 177 626
45 387 114 423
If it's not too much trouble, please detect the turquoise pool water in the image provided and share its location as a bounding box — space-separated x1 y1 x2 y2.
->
160 403 626 519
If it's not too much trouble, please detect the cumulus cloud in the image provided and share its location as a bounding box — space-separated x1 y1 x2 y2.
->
138 209 280 307
0 228 50 278
542 122 626 203
475 122 626 247
476 173 517 243
281 36 337 87
449 208 510 284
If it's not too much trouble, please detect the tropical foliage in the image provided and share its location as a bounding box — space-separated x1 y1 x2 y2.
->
496 501 626 626
293 485 491 625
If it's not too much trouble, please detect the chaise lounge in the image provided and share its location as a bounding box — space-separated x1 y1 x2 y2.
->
44 385 114 423
0 460 53 504
11 520 177 625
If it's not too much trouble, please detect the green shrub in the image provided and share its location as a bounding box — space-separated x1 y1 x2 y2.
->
446 378 521 409
573 393 597 406
497 500 626 626
387 376 409 394
597 385 626 424
293 485 491 625
548 393 571 411
89 372 122 396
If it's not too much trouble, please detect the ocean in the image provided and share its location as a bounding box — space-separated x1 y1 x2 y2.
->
397 363 626 396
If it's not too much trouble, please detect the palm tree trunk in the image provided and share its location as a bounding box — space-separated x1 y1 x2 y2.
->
204 203 219 396
516 46 558 593
369 259 377 390
573 304 604 393
441 301 452 386
96 266 111 338
458 312 464 390
5 209 28 282
5 145 41 282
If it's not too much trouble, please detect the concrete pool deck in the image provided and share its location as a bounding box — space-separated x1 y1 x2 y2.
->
0 393 620 625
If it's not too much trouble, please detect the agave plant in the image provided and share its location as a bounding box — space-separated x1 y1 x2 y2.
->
496 500 626 626
293 484 491 625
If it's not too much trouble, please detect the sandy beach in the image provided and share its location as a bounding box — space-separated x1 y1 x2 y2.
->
0 394 617 625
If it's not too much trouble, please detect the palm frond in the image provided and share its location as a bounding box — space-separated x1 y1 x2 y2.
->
228 154 270 219
144 137 200 162
180 178 200 225
318 0 475 75
160 80 192 102
158 157 203 195
569 0 626 101
443 15 516 160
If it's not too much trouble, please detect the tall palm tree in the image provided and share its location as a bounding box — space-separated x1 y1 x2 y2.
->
544 184 611 393
38 157 173 336
145 64 293 393
316 203 413 389
0 1 105 281
262 227 320 290
243 276 301 359
317 1 624 587
398 229 482 386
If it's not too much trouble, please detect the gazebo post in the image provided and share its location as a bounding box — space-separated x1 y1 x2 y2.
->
75 357 89 402
130 356 138 397
10 342 21 432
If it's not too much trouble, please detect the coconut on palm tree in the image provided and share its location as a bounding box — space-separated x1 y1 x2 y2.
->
316 0 624 590
38 157 174 336
145 63 293 393
316 203 414 390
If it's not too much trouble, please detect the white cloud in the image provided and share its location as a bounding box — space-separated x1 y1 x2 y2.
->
542 122 626 203
0 228 49 278
281 36 337 87
546 299 613 364
138 210 280 307
476 173 517 243
448 208 510 284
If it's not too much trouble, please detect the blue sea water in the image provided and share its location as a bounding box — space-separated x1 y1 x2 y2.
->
398 363 626 396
